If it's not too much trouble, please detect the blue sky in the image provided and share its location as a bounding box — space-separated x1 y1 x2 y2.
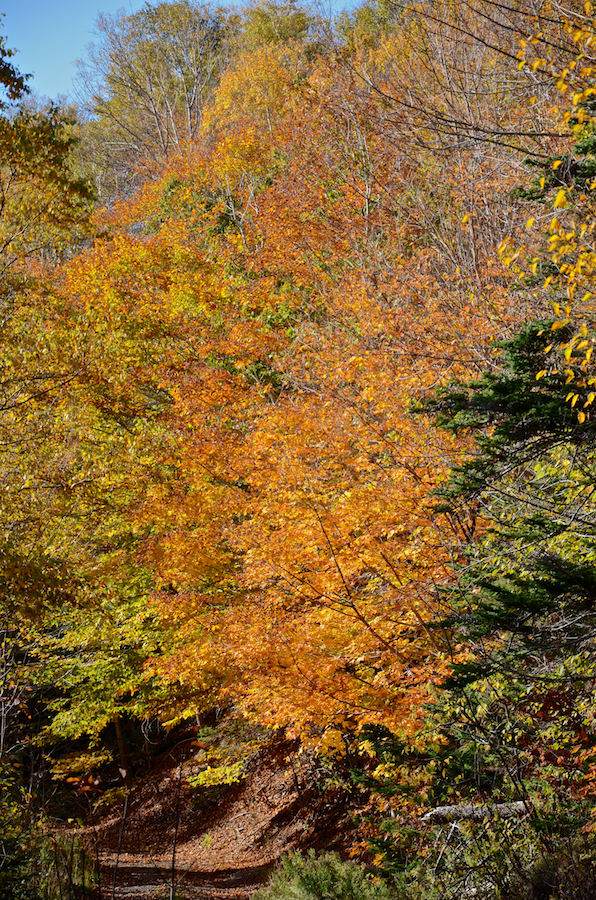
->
1 1 160 100
1 0 351 102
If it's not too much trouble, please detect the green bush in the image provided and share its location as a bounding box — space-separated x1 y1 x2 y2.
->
0 821 96 900
255 851 397 900
0 768 43 900
0 765 95 900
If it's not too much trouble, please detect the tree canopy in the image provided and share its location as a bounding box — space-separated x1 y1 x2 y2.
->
6 1 596 897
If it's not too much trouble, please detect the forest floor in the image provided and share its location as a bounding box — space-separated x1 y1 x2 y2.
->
71 722 355 900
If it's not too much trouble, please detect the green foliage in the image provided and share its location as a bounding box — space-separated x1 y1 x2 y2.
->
359 328 596 894
38 833 97 900
242 0 315 49
514 110 596 204
0 96 93 273
255 851 397 900
0 764 96 900
399 818 596 900
421 321 592 504
335 0 396 52
0 27 29 108
422 322 596 684
0 799 42 900
188 715 268 788
354 316 596 893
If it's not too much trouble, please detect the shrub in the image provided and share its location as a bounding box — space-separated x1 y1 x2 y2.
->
254 851 397 900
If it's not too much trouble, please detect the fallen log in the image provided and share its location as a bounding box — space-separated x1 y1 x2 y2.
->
421 801 530 824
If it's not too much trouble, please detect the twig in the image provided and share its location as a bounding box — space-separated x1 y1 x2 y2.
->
87 796 102 900
170 765 184 900
111 787 129 900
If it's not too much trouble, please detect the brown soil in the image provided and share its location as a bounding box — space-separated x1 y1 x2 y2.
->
79 731 354 900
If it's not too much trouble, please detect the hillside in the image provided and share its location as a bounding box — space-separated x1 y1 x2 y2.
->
68 721 356 899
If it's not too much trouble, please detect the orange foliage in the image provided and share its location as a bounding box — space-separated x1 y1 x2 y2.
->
58 12 554 746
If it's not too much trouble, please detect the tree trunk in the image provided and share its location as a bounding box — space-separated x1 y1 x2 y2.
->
114 714 130 780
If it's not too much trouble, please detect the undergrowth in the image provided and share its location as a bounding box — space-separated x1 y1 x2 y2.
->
254 851 398 900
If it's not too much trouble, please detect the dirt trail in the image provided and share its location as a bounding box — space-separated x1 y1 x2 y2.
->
99 859 272 899
83 735 350 900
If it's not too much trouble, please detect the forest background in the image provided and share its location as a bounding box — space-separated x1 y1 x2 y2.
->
3 0 596 897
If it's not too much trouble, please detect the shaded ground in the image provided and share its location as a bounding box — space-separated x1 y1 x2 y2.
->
98 862 273 900
78 729 354 899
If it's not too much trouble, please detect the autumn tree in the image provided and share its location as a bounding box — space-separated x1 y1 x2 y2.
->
115 9 545 748
0 34 93 279
44 0 564 764
0 28 27 106
75 0 235 197
241 0 317 50
0 19 95 702
2 0 588 824
341 7 596 893
492 5 596 424
0 29 175 775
